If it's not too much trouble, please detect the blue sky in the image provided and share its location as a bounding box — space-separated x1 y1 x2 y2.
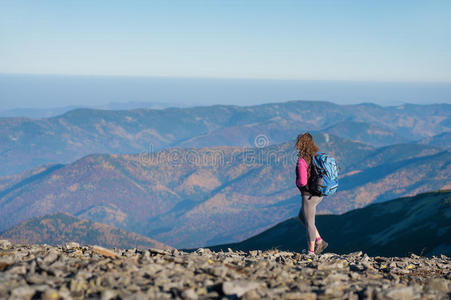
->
1 0 450 82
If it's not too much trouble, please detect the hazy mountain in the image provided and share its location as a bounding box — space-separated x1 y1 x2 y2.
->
419 131 451 150
0 106 82 119
1 101 449 176
319 120 408 147
0 102 186 119
0 134 448 248
329 146 451 213
0 163 62 192
209 190 451 257
0 212 170 249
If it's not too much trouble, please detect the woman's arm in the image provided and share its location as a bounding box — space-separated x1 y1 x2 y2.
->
296 157 308 188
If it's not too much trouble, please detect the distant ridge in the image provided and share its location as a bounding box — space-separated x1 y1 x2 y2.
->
0 102 183 119
419 131 451 150
0 100 449 176
0 133 449 248
0 212 171 250
208 190 451 257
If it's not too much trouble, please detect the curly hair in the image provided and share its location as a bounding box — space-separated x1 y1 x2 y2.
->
295 132 320 165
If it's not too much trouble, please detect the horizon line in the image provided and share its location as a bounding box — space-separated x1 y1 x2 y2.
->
2 72 451 85
1 99 450 115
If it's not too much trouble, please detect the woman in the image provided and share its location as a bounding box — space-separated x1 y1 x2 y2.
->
295 133 328 255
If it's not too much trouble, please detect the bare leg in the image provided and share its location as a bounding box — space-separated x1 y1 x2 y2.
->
308 241 315 252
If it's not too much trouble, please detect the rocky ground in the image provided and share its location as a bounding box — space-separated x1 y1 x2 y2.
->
0 240 449 299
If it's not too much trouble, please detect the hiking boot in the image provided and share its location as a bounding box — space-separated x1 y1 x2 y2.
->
302 249 316 257
315 240 328 255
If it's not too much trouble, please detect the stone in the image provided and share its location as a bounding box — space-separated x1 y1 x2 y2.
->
9 264 27 274
350 264 364 272
11 286 36 299
181 288 198 300
63 242 80 250
326 272 349 282
0 262 10 271
149 248 166 255
242 289 260 300
425 278 449 294
92 246 118 258
348 251 363 257
323 281 345 297
0 243 449 300
101 289 117 300
362 261 375 271
41 289 59 300
285 292 316 300
319 253 337 260
0 240 12 250
43 251 59 264
222 280 263 297
317 259 348 271
384 287 414 300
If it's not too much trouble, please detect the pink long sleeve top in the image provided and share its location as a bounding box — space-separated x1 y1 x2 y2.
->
296 157 308 188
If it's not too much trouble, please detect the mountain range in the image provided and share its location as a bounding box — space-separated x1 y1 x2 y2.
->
0 212 170 249
2 190 449 257
0 101 188 119
209 190 451 257
0 132 449 248
1 101 449 176
419 131 451 150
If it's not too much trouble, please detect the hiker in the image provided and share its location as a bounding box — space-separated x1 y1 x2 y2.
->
295 133 328 255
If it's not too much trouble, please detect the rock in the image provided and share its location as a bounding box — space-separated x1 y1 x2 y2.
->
10 286 36 299
348 251 363 257
349 272 361 280
181 288 198 300
43 251 59 264
317 259 348 270
0 243 449 300
9 264 27 274
425 278 449 294
0 240 12 250
101 289 117 300
242 289 260 300
195 248 211 256
361 262 375 271
41 289 59 300
285 292 316 300
149 248 166 255
63 242 80 250
319 253 337 260
350 264 364 272
344 292 359 300
384 287 414 300
222 280 263 297
323 281 345 297
326 272 349 282
374 256 386 262
92 245 118 258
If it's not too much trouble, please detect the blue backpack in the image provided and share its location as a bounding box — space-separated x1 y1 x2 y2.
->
308 152 339 196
